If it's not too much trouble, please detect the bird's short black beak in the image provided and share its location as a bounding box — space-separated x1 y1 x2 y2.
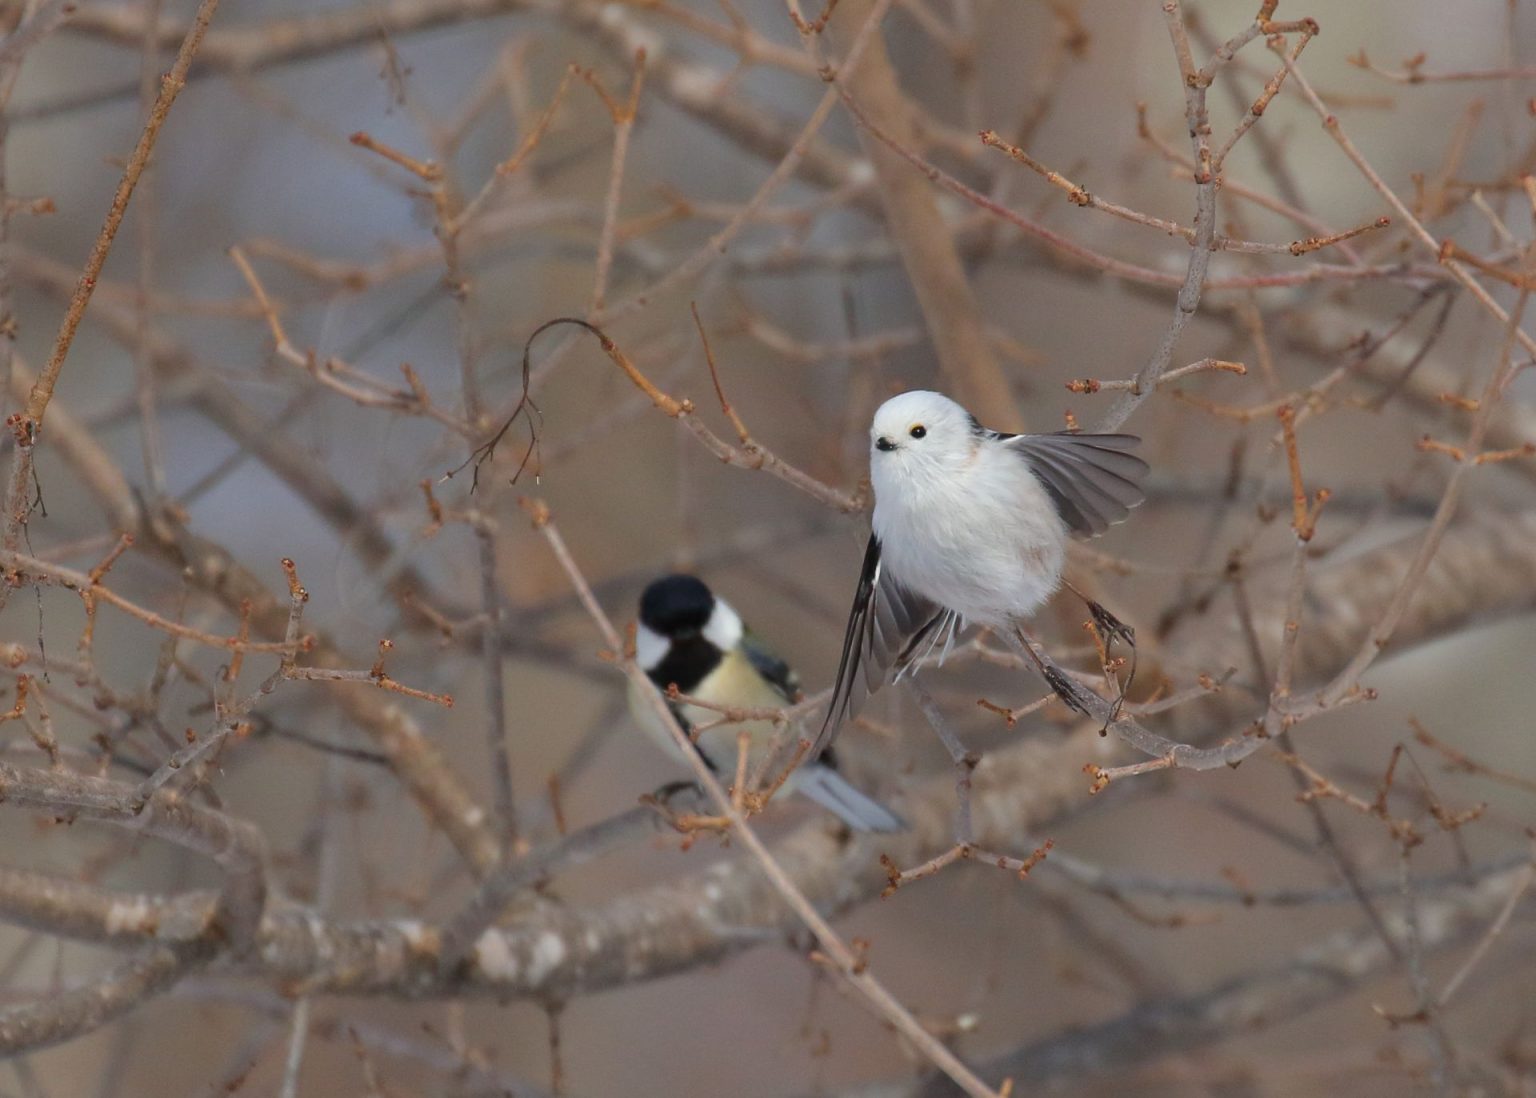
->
875 436 896 452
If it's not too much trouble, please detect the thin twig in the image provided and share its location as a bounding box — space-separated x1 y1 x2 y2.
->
18 0 222 429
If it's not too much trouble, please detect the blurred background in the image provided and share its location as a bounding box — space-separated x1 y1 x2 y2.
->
1 0 1535 1094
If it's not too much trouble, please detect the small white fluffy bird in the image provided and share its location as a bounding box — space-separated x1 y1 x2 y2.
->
630 574 904 832
816 390 1149 753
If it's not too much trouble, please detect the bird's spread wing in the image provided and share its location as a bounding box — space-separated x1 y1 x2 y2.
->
814 534 945 756
1006 432 1148 537
740 631 799 704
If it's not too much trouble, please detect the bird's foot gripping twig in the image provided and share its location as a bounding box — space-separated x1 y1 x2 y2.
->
1085 599 1135 650
1084 598 1137 729
1013 629 1099 717
1060 580 1138 729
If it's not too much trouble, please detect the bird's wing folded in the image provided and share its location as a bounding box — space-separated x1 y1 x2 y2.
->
1006 432 1148 537
740 631 800 704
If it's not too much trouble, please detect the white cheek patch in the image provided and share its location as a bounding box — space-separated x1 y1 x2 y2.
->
635 622 668 671
703 599 743 652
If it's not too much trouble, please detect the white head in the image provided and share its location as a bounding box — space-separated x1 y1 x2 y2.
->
869 391 980 483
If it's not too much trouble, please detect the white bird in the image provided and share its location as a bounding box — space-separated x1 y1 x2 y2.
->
630 574 904 832
815 390 1148 753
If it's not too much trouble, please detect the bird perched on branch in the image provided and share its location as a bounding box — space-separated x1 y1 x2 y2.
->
630 574 904 832
816 390 1149 754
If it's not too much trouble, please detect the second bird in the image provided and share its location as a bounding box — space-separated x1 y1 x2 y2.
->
630 574 904 833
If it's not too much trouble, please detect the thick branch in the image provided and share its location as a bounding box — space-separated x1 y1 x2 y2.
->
0 762 266 949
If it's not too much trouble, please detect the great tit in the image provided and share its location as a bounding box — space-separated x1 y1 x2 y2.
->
629 574 904 833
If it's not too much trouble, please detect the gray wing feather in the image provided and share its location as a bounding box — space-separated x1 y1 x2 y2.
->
865 563 942 693
814 534 943 757
1008 432 1148 537
895 608 962 681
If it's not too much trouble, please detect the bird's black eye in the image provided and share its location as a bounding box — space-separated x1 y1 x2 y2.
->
909 424 927 439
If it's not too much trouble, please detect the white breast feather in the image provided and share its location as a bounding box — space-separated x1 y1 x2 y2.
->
872 440 1065 627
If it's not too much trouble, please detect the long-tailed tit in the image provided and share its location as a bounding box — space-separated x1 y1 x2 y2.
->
631 574 905 832
816 390 1149 753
